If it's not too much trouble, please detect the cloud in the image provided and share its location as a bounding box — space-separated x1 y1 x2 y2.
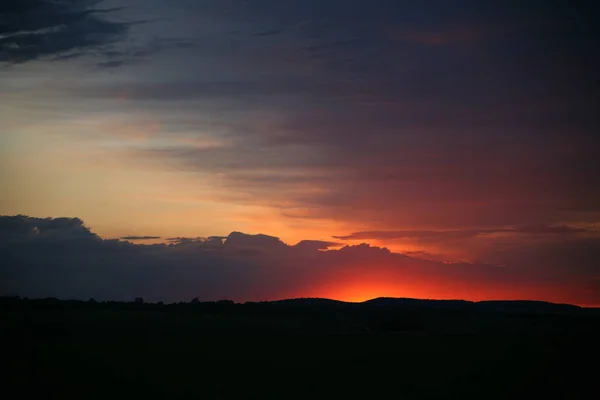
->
166 236 205 243
402 251 446 261
0 0 196 67
514 225 590 234
332 225 598 263
1 215 599 306
121 236 161 240
293 240 341 251
477 237 600 278
0 215 99 242
333 225 592 241
49 0 598 235
166 236 226 246
103 59 599 230
0 0 133 64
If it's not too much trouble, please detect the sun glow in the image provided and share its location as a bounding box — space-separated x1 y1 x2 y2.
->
298 274 425 303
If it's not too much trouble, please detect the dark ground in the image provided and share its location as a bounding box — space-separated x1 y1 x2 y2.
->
2 297 599 399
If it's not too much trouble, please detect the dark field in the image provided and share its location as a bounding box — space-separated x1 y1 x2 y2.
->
2 297 599 399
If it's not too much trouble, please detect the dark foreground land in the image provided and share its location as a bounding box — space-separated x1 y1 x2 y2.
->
2 296 600 399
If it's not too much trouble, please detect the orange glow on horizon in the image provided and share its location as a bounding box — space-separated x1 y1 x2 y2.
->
295 274 428 303
287 271 588 306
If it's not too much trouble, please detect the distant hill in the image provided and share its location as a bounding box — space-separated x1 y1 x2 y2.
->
363 297 473 308
1 295 596 316
266 298 348 306
261 296 591 315
362 297 583 314
474 300 581 314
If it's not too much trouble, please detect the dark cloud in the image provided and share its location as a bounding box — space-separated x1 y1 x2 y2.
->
293 240 340 251
0 0 196 66
0 215 99 242
166 236 226 246
84 0 600 231
402 251 446 261
224 232 287 252
121 236 161 240
0 0 132 64
476 238 600 278
166 236 205 243
514 225 590 234
1 216 599 305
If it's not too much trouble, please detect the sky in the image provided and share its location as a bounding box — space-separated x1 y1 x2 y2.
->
1 0 599 305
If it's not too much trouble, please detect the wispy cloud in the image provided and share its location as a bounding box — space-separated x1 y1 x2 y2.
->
121 235 161 240
333 225 592 241
1 0 132 64
0 0 196 67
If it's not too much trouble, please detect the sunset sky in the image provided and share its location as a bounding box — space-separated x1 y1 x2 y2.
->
1 1 599 306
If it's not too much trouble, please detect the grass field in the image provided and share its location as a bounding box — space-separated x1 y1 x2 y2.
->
3 298 599 399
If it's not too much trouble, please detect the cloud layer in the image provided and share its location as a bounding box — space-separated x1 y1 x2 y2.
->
1 215 599 306
333 225 592 241
48 0 599 232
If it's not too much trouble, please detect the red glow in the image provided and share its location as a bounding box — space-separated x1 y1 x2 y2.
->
287 270 588 306
294 271 439 303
